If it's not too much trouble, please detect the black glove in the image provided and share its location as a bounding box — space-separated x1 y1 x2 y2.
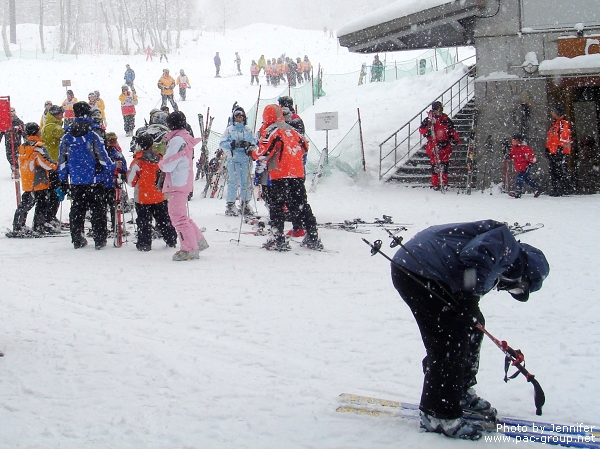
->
420 118 430 128
230 140 237 150
239 141 251 149
244 145 255 156
95 160 103 175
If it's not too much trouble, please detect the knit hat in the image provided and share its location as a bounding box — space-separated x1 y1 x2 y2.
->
166 111 187 130
73 101 91 117
48 105 64 116
136 134 154 150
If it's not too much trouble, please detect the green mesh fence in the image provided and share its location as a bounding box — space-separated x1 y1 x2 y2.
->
305 120 364 179
0 47 78 62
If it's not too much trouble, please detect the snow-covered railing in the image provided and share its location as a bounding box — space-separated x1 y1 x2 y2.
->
378 65 476 181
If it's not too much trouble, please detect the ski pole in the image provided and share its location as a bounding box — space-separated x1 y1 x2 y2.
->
475 322 545 415
233 157 255 245
362 236 546 416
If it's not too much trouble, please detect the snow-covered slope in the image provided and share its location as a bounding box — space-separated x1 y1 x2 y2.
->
0 25 597 449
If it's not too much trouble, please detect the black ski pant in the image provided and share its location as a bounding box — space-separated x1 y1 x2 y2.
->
179 87 187 101
123 114 136 134
69 184 108 246
135 201 177 249
391 266 484 420
268 178 317 238
13 189 52 231
547 152 566 196
47 170 61 222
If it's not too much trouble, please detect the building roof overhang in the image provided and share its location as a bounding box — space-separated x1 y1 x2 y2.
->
338 0 480 54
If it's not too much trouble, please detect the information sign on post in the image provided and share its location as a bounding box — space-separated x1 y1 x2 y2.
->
315 111 339 156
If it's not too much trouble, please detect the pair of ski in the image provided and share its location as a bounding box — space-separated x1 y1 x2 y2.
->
337 393 600 448
5 228 68 239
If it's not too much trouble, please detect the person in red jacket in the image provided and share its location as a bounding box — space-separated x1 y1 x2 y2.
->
127 134 177 252
251 104 322 251
419 101 460 190
509 134 540 198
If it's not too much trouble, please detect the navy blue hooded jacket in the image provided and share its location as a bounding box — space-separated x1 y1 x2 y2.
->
392 220 549 296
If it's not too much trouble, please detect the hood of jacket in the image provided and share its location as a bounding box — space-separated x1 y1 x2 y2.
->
166 128 202 150
141 149 160 163
262 104 285 128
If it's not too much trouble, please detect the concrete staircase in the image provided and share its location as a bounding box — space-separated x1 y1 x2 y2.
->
388 98 477 188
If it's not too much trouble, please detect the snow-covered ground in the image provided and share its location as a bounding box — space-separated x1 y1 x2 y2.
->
0 25 598 449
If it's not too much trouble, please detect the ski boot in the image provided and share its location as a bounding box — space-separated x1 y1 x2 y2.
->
241 203 254 216
198 237 210 252
460 388 497 422
172 249 200 261
420 411 483 441
301 233 324 251
225 202 238 216
73 234 88 249
262 234 291 252
286 228 306 238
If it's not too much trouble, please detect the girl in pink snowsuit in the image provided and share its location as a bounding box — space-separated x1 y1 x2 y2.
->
159 112 207 261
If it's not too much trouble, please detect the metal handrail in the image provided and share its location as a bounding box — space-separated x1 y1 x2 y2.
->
379 65 476 181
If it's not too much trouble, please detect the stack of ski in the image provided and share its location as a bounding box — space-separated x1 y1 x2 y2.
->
237 215 410 234
198 110 226 198
319 216 411 233
337 393 600 448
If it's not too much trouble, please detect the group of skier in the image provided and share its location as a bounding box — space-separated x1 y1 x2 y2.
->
217 95 321 251
418 101 575 197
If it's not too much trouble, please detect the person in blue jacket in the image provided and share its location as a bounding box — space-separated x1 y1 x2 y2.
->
57 101 115 249
391 220 549 441
219 103 256 216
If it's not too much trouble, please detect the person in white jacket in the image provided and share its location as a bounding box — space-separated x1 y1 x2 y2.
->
159 111 207 261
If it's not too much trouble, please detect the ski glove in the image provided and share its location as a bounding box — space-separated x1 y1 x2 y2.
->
244 145 256 156
230 140 237 150
55 181 69 202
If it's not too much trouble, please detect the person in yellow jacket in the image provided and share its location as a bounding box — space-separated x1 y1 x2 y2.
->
545 105 572 196
157 68 179 112
9 122 58 236
94 90 107 125
41 105 65 227
257 55 266 74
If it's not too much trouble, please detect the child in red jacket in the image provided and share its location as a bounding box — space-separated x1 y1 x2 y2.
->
509 134 541 198
127 134 177 251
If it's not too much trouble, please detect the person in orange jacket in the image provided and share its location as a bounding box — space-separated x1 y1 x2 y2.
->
251 104 323 251
10 122 58 236
157 68 179 112
127 133 177 252
545 105 572 196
